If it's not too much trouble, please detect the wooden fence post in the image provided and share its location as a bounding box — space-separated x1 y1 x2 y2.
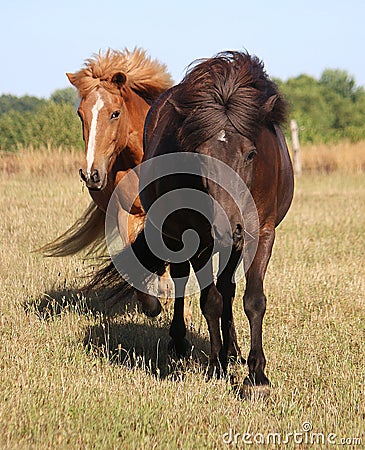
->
290 119 302 176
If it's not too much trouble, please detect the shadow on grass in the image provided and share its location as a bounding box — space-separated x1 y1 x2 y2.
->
24 286 211 380
84 320 211 380
84 320 251 394
23 286 141 320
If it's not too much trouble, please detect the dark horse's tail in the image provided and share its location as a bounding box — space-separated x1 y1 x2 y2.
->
86 227 168 303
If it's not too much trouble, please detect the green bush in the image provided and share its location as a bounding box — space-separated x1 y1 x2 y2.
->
0 100 83 151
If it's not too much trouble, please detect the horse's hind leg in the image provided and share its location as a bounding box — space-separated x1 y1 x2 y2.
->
168 261 191 358
216 249 244 368
242 226 274 395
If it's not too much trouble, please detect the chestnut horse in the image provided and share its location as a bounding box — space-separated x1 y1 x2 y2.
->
90 51 294 395
39 48 174 315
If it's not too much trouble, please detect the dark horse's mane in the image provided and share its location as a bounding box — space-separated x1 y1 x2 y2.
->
172 51 287 151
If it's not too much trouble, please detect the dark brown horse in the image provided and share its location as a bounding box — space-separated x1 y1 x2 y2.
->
92 51 294 394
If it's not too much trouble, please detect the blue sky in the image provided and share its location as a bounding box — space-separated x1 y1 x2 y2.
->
2 0 365 98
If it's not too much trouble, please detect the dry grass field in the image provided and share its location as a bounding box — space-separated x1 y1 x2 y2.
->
300 140 365 173
0 144 364 449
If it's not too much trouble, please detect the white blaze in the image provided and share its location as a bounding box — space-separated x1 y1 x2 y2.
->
86 92 104 175
217 129 227 142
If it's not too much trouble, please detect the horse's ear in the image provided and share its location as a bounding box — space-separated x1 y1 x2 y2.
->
66 72 76 86
111 72 127 90
263 94 279 113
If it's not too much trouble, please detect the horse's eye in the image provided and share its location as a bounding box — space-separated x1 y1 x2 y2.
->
246 150 257 162
111 110 120 120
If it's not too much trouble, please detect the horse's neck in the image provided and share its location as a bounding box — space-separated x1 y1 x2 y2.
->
113 145 141 171
126 88 150 143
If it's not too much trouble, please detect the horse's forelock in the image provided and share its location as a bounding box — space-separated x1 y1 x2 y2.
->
174 51 287 150
68 48 173 100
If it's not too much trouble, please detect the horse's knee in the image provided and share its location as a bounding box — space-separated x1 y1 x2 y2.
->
243 292 266 320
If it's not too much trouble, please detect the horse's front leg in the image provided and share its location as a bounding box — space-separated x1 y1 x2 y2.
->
168 261 191 358
216 249 244 369
191 254 223 378
243 225 274 395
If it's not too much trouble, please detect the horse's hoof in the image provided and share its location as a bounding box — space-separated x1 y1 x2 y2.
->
142 304 161 318
139 293 162 317
168 338 192 359
238 377 271 400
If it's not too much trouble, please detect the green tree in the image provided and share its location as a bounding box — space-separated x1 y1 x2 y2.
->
279 74 334 143
0 94 46 116
279 69 365 143
50 88 79 108
319 69 361 101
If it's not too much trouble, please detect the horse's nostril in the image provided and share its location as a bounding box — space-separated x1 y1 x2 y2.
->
90 169 100 183
234 225 243 237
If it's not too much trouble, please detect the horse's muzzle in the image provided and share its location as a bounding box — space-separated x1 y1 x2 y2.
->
79 168 105 191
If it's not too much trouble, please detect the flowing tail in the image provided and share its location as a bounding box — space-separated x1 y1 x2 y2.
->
36 202 106 257
86 228 168 301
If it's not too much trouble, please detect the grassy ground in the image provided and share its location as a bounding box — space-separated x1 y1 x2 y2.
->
0 151 364 449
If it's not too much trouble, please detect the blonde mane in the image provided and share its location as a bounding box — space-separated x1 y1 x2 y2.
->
68 48 173 103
